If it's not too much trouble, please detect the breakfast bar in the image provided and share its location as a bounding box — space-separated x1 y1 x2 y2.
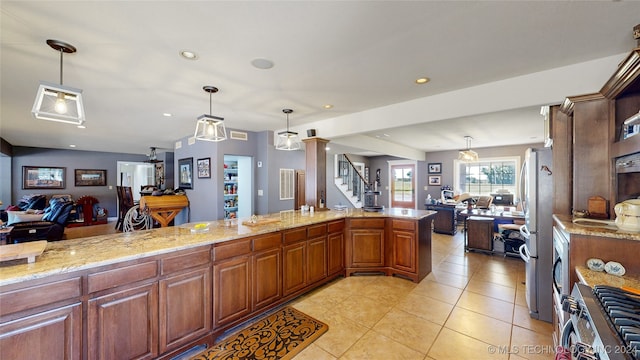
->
0 208 435 360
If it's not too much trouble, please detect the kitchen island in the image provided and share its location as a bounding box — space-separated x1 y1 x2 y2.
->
0 208 435 360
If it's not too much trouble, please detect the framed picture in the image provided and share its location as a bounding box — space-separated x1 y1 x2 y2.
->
428 163 441 174
428 175 442 186
74 169 107 186
178 157 194 189
22 166 66 189
197 157 211 178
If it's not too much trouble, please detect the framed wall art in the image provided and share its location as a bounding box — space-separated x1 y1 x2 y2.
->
74 169 107 186
428 175 442 186
22 166 66 189
197 158 211 178
178 157 194 189
428 163 441 174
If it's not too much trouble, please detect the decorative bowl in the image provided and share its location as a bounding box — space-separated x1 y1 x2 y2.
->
604 261 626 276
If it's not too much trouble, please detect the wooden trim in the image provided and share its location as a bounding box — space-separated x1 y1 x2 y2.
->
600 47 640 99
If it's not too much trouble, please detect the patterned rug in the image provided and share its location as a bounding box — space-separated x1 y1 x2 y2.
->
191 306 328 360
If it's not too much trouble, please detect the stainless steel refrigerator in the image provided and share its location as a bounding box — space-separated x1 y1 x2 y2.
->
518 147 553 322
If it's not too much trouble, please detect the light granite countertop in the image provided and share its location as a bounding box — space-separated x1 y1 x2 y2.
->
0 208 435 287
575 265 640 291
553 214 640 241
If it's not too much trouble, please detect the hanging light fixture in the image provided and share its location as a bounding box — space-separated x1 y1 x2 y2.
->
32 39 85 125
194 86 226 142
458 136 479 162
275 109 301 151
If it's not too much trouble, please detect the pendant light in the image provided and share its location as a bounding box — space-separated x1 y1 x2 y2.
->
458 136 479 162
194 86 226 142
275 109 301 151
32 39 85 126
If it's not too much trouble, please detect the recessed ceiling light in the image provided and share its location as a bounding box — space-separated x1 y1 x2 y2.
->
251 58 274 69
415 77 430 84
323 104 333 109
163 113 172 117
69 144 76 148
180 50 198 60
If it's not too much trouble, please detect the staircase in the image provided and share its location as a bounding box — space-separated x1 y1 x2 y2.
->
334 154 368 208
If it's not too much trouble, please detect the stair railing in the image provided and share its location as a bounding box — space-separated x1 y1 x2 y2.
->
336 154 370 204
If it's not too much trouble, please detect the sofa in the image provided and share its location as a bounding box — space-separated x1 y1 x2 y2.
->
8 197 75 243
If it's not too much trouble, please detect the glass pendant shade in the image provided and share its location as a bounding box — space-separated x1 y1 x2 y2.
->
194 114 227 142
32 40 85 125
275 109 300 150
32 82 85 125
458 136 479 162
194 85 226 142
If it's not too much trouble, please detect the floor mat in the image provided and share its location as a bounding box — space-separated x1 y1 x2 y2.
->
191 306 328 360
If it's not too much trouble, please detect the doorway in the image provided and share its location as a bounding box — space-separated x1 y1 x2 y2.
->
116 161 155 202
389 162 416 209
223 155 253 219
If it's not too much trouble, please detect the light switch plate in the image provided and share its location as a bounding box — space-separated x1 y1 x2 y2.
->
258 189 263 196
257 161 262 167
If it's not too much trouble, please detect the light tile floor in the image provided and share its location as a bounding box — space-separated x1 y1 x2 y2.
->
290 230 555 360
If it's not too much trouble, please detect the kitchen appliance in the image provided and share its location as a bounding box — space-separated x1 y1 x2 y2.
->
561 283 639 360
614 199 640 232
518 147 553 322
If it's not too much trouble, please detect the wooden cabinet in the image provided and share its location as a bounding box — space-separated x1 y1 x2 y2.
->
571 95 613 214
159 268 211 354
425 204 457 234
550 104 573 215
466 216 494 251
327 220 345 276
252 234 282 311
159 249 212 354
283 228 307 296
391 219 416 274
213 255 252 327
306 223 327 284
88 283 159 360
346 218 386 276
0 303 82 360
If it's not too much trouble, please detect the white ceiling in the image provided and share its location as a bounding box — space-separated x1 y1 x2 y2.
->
1 1 639 159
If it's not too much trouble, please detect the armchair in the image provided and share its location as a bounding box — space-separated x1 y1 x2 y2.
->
8 198 75 243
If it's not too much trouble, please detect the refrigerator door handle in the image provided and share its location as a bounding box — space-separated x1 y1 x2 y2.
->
519 243 531 263
519 224 530 239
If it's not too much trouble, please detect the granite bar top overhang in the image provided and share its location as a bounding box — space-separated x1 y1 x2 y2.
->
0 208 436 287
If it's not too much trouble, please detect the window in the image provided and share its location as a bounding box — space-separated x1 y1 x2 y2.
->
279 168 294 200
453 157 519 196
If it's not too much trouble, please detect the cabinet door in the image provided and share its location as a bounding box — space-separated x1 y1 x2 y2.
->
307 237 327 284
159 267 212 354
214 256 251 327
392 230 416 273
88 283 159 360
0 303 82 360
253 248 282 310
349 229 384 267
327 231 344 275
283 242 306 296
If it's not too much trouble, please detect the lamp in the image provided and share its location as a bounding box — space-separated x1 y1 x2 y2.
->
194 86 226 142
32 39 85 125
458 136 479 162
275 109 301 151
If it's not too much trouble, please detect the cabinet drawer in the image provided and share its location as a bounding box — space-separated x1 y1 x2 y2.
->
307 224 327 238
283 228 306 244
328 220 345 233
253 233 282 252
392 219 415 231
350 218 385 228
0 277 82 316
161 248 211 275
213 239 252 261
88 261 158 293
